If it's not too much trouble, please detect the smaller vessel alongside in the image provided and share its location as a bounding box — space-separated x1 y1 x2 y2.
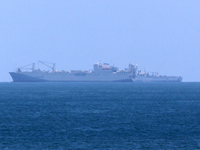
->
135 74 182 82
134 65 182 82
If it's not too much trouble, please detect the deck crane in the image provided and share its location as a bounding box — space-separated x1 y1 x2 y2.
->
38 61 56 72
18 63 35 72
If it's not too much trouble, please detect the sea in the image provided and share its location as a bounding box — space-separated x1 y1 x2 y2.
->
0 82 200 150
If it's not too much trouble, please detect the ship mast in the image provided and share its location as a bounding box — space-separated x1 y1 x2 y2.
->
32 63 35 71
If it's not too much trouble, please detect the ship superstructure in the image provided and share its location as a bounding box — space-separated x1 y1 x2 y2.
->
9 62 137 82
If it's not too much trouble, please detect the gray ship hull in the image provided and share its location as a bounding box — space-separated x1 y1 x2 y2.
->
9 72 47 82
9 72 133 82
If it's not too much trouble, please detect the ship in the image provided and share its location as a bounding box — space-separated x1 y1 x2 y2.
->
9 61 137 82
134 65 182 82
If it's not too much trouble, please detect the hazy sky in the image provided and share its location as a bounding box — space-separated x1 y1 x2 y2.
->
0 0 200 82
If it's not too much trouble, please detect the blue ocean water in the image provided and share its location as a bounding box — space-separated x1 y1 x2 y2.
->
0 82 200 149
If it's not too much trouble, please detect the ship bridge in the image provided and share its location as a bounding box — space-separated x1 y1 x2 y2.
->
93 63 118 73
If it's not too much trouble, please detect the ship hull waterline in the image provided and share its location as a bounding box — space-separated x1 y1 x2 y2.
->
9 72 133 82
